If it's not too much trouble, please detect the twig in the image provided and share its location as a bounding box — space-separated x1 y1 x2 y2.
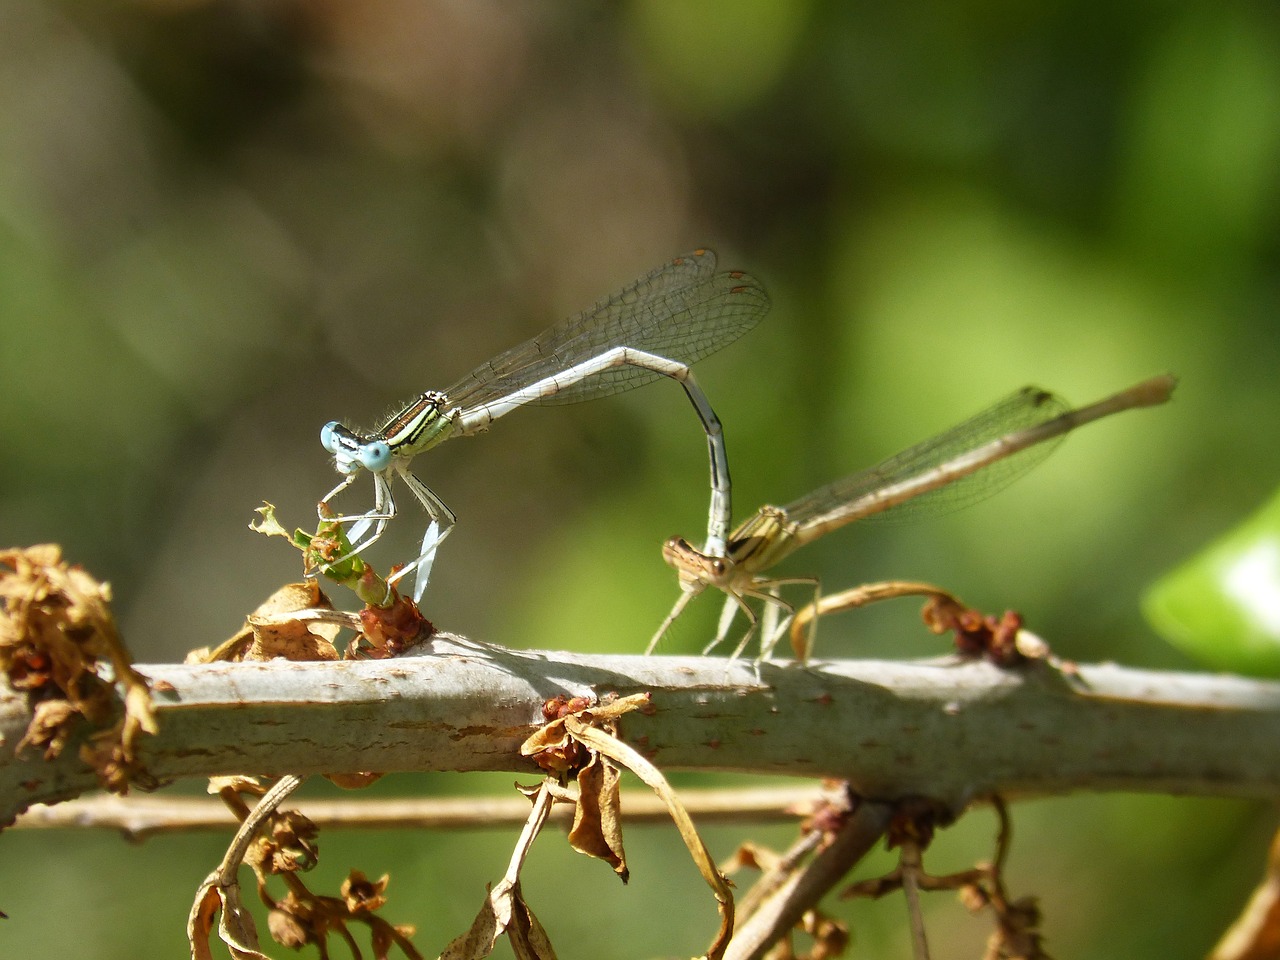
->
899 840 931 960
723 799 894 960
12 784 828 838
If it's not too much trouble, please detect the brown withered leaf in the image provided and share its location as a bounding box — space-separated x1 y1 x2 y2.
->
194 581 339 663
567 750 628 882
246 613 342 662
437 782 559 960
0 544 155 791
440 878 557 960
519 694 652 882
520 694 733 959
208 775 267 797
189 873 272 960
722 841 784 876
15 698 80 759
565 715 735 960
519 693 650 774
1212 828 1280 960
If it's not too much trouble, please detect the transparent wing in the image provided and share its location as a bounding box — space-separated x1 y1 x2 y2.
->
443 250 770 410
783 387 1073 527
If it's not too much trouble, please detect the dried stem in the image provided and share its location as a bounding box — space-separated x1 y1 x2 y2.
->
13 784 828 838
723 799 894 960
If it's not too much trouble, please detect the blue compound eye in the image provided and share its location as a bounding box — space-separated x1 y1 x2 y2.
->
358 441 392 471
320 421 341 453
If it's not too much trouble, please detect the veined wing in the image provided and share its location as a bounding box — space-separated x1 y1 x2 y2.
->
783 386 1072 531
443 249 770 410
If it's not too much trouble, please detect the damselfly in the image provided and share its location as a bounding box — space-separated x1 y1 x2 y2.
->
319 250 770 600
647 374 1177 660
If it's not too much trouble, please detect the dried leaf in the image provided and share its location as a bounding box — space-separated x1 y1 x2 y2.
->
439 879 557 960
519 693 651 773
208 775 265 797
722 841 783 876
248 503 294 541
439 886 500 960
189 881 222 960
247 614 341 662
188 874 272 960
1213 828 1280 960
16 699 79 758
567 753 628 881
199 582 338 664
219 881 273 960
566 717 735 960
1 545 154 791
507 890 557 960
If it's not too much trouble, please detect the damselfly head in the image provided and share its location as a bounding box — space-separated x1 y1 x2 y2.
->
321 421 374 475
662 536 731 590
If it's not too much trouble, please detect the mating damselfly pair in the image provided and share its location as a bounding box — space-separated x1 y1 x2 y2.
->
314 249 1175 658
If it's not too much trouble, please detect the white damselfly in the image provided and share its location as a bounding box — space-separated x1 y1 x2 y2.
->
320 250 770 601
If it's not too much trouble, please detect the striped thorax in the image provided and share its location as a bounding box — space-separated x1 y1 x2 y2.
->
321 390 460 476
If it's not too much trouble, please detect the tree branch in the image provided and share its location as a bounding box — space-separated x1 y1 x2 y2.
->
4 632 1280 824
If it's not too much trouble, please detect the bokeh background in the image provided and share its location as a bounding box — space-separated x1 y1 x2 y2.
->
3 1 1279 957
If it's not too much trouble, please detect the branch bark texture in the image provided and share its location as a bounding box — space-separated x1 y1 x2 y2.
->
4 633 1280 824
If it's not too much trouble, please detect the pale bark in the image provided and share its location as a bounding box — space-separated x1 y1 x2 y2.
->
4 632 1280 825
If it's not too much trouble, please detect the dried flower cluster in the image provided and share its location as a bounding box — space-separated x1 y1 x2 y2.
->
0 544 155 797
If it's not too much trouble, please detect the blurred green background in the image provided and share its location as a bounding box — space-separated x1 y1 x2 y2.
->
3 1 1279 957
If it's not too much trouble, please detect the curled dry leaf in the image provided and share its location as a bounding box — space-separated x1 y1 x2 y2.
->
189 874 271 960
1211 828 1280 960
519 694 734 960
440 878 557 960
568 718 736 960
520 694 653 882
246 613 342 663
17 699 79 760
722 841 784 876
567 748 627 882
192 581 339 664
0 544 155 792
439 784 559 960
